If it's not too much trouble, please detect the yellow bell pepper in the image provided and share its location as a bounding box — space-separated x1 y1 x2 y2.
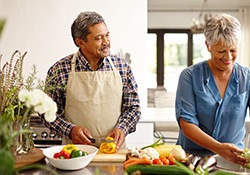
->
99 136 117 154
62 144 78 155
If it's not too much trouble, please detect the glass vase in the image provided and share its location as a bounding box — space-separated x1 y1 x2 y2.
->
17 117 34 154
9 120 22 157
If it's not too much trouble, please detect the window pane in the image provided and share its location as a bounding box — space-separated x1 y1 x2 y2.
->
193 34 209 64
146 33 157 88
164 33 188 92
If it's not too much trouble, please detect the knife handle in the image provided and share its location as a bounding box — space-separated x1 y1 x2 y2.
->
88 137 96 143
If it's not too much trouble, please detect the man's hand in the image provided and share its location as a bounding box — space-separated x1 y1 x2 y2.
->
70 126 93 145
108 128 125 150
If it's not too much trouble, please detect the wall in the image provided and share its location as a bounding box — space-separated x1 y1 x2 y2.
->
148 10 238 29
148 9 250 67
0 0 148 107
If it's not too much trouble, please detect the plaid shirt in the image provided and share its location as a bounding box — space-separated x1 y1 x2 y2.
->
42 50 141 139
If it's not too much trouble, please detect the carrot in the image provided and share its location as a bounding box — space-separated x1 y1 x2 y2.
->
123 158 139 168
124 158 152 169
124 158 139 165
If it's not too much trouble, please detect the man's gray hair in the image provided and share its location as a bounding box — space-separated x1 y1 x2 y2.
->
71 11 105 46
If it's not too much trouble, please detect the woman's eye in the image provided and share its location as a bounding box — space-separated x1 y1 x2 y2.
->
218 51 225 54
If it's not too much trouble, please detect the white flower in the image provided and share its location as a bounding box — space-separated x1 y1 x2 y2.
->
18 89 32 107
44 105 57 122
18 89 57 122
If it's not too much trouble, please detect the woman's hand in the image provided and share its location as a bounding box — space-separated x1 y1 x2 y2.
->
214 143 248 166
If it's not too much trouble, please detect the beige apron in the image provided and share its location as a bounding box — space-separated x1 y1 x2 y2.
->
63 53 125 148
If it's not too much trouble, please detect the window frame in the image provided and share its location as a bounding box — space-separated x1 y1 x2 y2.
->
148 29 193 87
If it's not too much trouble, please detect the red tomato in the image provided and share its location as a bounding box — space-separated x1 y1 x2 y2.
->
59 150 70 159
53 152 60 159
160 157 170 165
168 156 176 165
152 158 163 165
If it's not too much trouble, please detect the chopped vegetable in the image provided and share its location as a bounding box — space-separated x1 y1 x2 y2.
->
99 136 117 154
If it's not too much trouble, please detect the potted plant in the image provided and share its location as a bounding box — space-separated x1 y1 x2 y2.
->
0 50 58 175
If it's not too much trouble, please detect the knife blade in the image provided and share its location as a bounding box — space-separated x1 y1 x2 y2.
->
89 137 115 144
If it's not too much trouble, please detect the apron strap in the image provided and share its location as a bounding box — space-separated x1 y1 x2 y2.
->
107 56 116 71
71 53 77 73
107 56 121 80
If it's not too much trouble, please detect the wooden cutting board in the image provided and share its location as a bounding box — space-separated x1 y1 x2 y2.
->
92 149 128 162
14 148 45 168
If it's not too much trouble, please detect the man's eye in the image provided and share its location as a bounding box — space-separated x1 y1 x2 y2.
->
95 36 102 40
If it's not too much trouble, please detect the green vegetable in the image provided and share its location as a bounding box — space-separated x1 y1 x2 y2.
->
240 148 250 168
70 149 88 158
125 164 190 175
213 171 238 175
141 138 164 150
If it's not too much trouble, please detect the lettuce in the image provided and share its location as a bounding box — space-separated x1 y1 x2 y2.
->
241 148 250 168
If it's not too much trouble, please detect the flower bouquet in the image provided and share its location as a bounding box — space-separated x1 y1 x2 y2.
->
0 51 58 175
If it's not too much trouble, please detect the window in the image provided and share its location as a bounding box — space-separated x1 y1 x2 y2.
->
147 29 208 93
164 33 188 92
193 34 209 64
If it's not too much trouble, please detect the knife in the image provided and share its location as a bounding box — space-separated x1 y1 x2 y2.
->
89 137 115 145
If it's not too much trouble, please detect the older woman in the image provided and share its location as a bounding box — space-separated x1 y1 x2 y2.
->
175 13 249 166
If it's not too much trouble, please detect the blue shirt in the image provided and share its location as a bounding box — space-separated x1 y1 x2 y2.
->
176 61 250 150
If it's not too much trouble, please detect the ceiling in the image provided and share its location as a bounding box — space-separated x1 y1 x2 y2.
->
148 0 250 11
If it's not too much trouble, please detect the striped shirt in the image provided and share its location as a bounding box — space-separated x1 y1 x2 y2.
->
42 50 141 139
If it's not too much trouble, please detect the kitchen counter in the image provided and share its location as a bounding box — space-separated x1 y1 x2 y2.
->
18 160 126 175
15 149 248 175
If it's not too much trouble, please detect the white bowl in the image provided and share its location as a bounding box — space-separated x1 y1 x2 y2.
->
214 155 250 174
43 144 98 170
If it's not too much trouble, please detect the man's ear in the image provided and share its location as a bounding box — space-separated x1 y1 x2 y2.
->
75 38 85 48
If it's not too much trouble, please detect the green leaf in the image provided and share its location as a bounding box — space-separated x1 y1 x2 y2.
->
0 149 14 175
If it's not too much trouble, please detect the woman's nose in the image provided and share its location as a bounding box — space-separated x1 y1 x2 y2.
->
224 51 233 60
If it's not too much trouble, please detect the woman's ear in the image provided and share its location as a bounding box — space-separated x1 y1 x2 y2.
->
205 41 211 52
